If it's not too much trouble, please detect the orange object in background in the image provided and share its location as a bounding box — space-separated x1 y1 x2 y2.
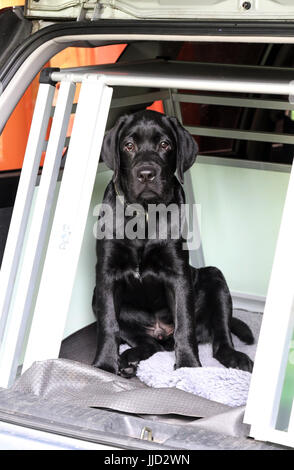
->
147 100 164 114
0 44 127 171
0 1 24 6
0 72 40 171
50 45 127 70
0 43 164 171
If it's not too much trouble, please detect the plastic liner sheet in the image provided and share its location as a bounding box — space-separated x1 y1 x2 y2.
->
0 358 284 449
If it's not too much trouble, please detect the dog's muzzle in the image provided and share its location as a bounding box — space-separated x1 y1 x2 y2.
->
136 165 157 183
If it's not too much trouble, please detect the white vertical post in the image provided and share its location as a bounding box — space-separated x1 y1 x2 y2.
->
244 161 294 434
287 400 294 434
184 171 205 268
168 88 205 268
22 78 113 372
0 83 55 344
0 81 75 388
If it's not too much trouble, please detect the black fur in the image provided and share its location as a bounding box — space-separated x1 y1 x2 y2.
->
92 110 254 377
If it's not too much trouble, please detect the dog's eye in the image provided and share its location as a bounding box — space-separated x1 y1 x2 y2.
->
124 142 135 152
159 141 170 150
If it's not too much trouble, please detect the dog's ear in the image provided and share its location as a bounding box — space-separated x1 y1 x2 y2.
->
101 115 128 182
168 117 198 184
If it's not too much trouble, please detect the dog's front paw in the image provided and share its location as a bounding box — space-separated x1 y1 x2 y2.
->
119 361 138 378
119 349 139 378
174 352 202 369
215 347 253 372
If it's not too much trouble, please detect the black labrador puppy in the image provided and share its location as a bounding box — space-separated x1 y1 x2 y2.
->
92 110 254 377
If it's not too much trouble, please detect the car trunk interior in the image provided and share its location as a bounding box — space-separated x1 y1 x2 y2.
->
0 37 293 449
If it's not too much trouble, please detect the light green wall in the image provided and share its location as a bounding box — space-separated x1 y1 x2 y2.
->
190 161 289 297
12 160 290 345
63 169 112 338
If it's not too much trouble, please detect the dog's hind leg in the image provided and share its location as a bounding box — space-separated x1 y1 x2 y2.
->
192 266 254 372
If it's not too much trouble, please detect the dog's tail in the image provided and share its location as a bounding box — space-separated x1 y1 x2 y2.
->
230 317 254 345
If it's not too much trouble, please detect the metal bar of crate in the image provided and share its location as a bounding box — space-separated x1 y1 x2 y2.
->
50 60 294 96
49 90 170 117
44 125 294 154
167 88 205 269
0 84 55 346
244 160 294 446
22 78 113 373
185 125 294 145
173 93 294 111
0 81 76 388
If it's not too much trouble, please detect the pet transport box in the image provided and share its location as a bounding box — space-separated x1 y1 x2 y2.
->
0 51 294 449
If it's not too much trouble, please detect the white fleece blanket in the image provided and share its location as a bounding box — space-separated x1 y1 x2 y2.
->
120 310 262 407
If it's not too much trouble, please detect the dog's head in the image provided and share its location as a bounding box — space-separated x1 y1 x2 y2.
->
101 110 198 204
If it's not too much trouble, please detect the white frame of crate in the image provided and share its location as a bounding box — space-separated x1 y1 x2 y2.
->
0 60 294 447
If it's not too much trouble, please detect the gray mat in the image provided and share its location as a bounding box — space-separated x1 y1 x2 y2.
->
12 358 231 417
0 308 287 449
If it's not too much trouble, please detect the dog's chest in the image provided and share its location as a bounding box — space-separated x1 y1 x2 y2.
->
133 263 142 282
127 241 176 283
121 246 166 308
130 258 146 285
111 240 180 289
129 247 165 283
123 274 166 312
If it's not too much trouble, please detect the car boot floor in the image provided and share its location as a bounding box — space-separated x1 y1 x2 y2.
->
0 309 287 450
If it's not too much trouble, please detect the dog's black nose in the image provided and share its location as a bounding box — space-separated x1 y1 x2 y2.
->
137 168 156 183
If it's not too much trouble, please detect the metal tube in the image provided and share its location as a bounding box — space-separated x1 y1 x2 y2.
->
50 59 294 96
0 84 55 346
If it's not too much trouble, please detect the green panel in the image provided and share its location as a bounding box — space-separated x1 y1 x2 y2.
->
276 326 294 431
63 170 112 338
190 161 289 297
